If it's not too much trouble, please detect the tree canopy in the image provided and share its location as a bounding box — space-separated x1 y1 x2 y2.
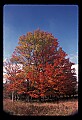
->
4 29 77 101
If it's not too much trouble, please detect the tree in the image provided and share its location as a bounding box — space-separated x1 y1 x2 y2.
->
6 29 77 101
3 59 27 101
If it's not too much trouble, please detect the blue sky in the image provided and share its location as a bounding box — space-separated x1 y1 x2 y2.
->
3 5 78 64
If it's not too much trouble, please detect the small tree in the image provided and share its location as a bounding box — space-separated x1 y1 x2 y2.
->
3 59 27 101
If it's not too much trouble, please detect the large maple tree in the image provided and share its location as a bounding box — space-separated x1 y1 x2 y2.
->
5 29 77 101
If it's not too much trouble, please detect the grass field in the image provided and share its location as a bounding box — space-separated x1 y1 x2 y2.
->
3 99 78 116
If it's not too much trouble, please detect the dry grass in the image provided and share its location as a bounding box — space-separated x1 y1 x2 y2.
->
3 99 78 116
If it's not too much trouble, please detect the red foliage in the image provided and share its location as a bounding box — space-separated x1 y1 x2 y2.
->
4 29 77 100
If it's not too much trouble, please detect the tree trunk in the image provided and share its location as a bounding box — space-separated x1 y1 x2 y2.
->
12 91 14 102
26 95 29 102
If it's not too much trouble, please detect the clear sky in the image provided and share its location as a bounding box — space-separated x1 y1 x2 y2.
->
3 5 78 64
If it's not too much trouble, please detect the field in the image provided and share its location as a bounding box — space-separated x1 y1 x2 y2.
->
3 99 78 116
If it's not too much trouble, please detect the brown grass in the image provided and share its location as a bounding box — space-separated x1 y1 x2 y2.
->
3 99 78 116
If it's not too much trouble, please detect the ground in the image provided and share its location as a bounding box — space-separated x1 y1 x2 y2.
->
3 98 78 116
